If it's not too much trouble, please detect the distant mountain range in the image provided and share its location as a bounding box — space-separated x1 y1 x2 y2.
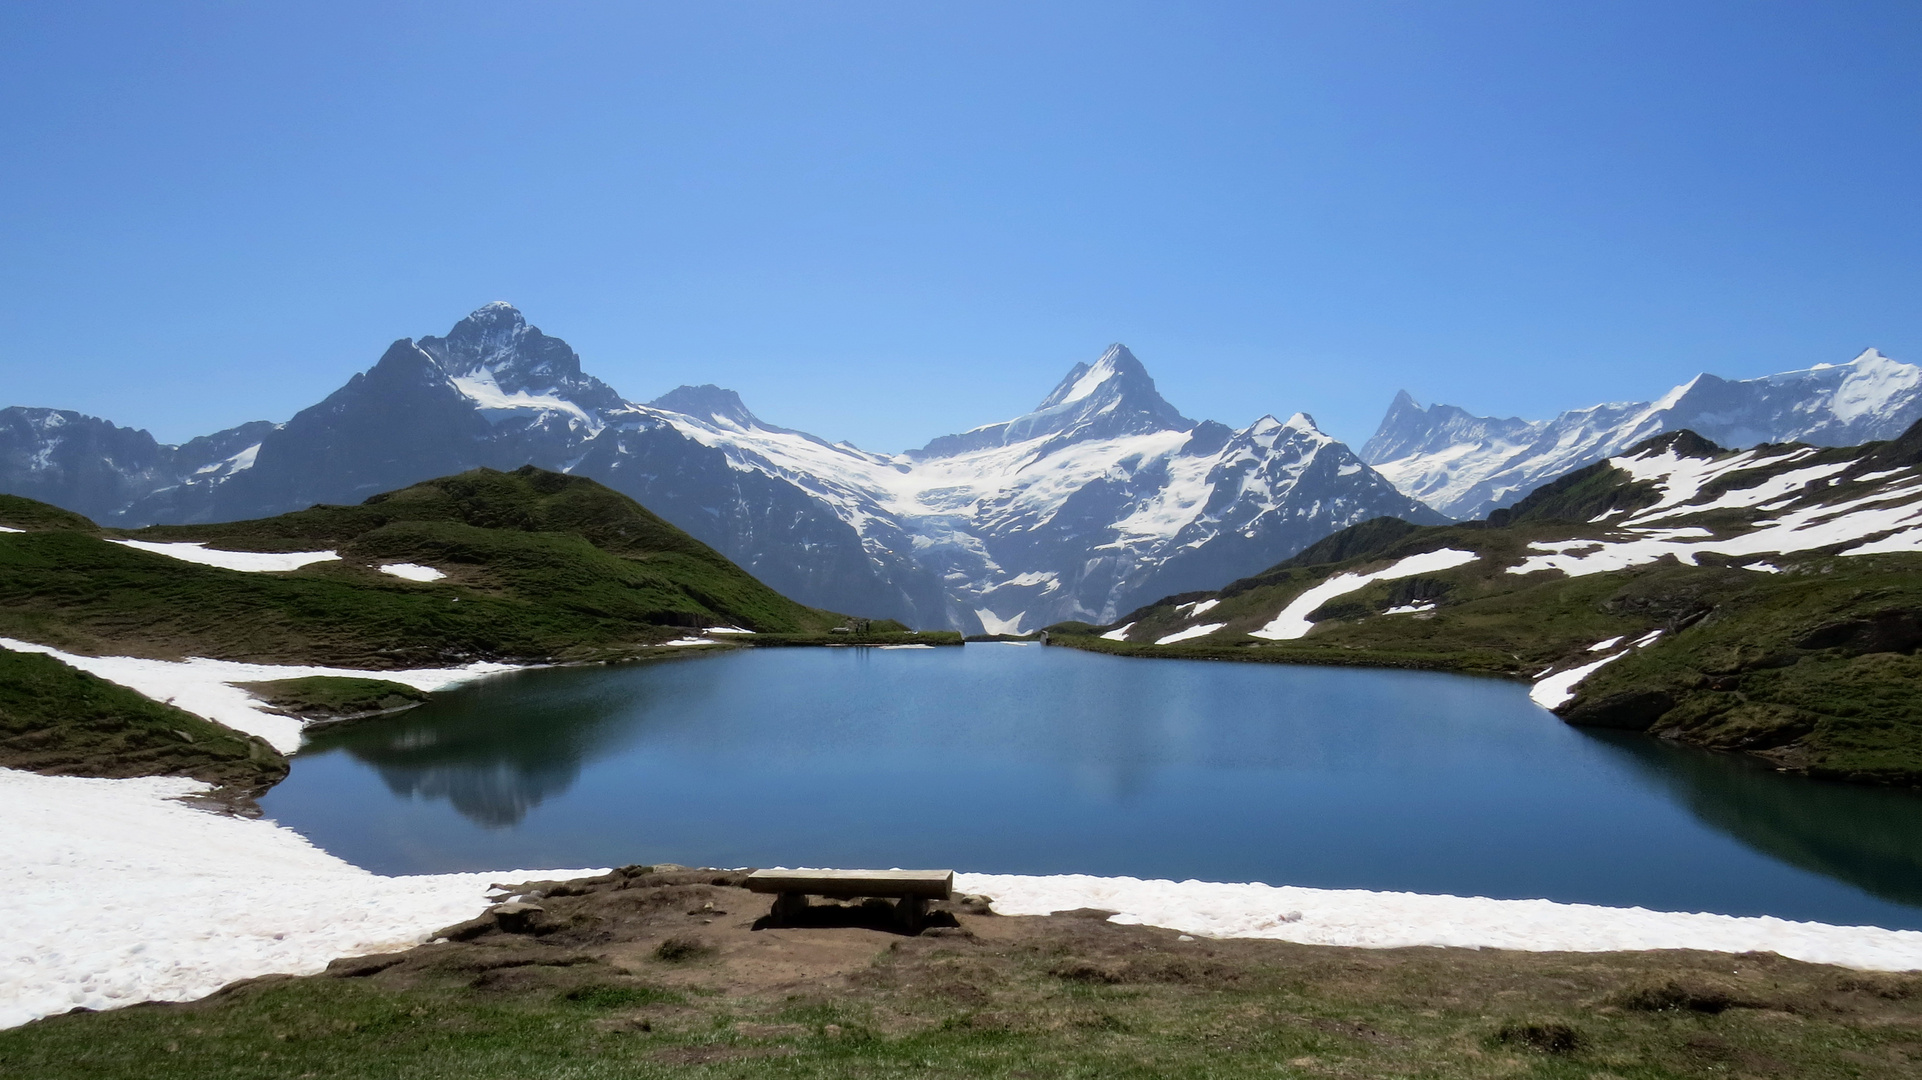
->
1 304 1440 633
1362 349 1922 519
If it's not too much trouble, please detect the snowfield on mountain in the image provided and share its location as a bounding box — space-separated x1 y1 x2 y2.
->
1060 419 1922 785
0 304 1441 633
1363 348 1922 519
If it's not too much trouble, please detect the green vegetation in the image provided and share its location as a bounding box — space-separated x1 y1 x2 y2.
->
1049 431 1922 785
0 648 285 792
5 871 1918 1079
0 466 858 669
236 677 429 723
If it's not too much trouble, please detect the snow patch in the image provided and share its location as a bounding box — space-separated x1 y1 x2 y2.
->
1530 650 1627 709
1156 623 1225 645
0 526 21 534
108 540 340 574
1099 622 1135 642
379 563 445 583
1250 549 1480 641
955 872 1922 970
0 639 517 754
704 626 755 635
0 768 601 1031
975 609 1025 636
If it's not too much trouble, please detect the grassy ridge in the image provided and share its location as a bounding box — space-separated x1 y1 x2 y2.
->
1046 429 1922 784
0 648 285 792
0 466 850 669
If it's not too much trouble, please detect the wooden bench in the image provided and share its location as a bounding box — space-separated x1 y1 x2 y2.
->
746 868 954 931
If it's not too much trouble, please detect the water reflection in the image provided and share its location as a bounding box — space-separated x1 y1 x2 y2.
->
1585 730 1922 910
271 645 1922 927
304 664 649 826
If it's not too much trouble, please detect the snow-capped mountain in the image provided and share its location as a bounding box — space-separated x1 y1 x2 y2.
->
1 305 1443 631
1363 348 1922 520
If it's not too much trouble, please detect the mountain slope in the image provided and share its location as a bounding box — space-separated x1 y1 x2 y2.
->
1055 420 1922 785
1 307 1439 633
606 344 1446 632
1365 349 1922 519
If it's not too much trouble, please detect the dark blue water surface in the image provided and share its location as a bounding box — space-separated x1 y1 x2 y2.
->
260 644 1922 929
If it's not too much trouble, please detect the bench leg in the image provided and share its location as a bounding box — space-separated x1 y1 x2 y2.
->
896 895 927 933
770 891 808 925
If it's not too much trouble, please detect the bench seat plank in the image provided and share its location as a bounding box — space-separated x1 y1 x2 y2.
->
745 868 953 900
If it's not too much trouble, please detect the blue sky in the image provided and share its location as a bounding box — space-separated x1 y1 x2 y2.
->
3 1 1920 451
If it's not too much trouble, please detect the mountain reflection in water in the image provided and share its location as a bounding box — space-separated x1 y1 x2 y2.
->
270 646 1922 929
302 666 650 827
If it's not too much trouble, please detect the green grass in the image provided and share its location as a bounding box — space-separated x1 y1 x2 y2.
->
1050 518 1922 784
0 467 859 669
236 677 429 722
0 647 285 792
5 912 1919 1080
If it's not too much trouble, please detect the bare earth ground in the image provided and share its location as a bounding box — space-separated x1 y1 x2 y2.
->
4 867 1921 1079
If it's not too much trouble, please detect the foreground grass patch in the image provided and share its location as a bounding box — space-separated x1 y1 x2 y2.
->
6 870 1920 1079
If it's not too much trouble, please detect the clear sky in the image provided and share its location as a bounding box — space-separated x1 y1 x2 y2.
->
3 1 1920 451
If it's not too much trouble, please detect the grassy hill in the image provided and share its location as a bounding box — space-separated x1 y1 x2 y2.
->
0 465 880 668
0 466 954 789
1050 426 1922 785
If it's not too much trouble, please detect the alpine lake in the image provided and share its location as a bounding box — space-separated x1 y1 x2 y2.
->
260 643 1922 930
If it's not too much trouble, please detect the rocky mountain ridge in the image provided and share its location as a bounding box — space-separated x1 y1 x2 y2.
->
1 305 1441 633
1364 348 1922 519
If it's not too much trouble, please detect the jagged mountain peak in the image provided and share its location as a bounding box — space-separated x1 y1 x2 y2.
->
916 344 1193 459
649 384 763 430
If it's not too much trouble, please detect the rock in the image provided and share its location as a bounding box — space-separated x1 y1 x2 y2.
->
490 901 546 934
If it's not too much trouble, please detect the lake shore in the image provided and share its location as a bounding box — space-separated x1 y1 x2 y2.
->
7 765 1921 1035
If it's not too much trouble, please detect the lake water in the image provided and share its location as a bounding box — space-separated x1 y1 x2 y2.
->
260 644 1922 930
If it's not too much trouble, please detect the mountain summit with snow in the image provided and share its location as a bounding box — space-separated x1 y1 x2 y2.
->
1363 348 1922 519
0 306 1439 632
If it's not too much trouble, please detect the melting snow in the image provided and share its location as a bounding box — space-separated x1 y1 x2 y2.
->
956 873 1922 970
1155 622 1225 645
1530 650 1628 709
1099 622 1135 642
0 639 517 754
107 540 340 574
1588 637 1623 652
0 526 21 534
1250 549 1480 641
703 626 755 635
0 768 601 1030
379 563 445 582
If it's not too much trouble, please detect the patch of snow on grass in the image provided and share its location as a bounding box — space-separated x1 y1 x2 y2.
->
0 768 602 1030
0 639 516 753
660 638 712 647
0 525 21 533
1381 602 1435 615
1250 549 1480 641
1746 562 1782 573
1156 623 1225 645
1630 629 1664 648
954 872 1922 970
107 540 340 573
379 563 445 582
1588 637 1623 652
704 626 755 635
1530 651 1627 709
1099 622 1134 642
